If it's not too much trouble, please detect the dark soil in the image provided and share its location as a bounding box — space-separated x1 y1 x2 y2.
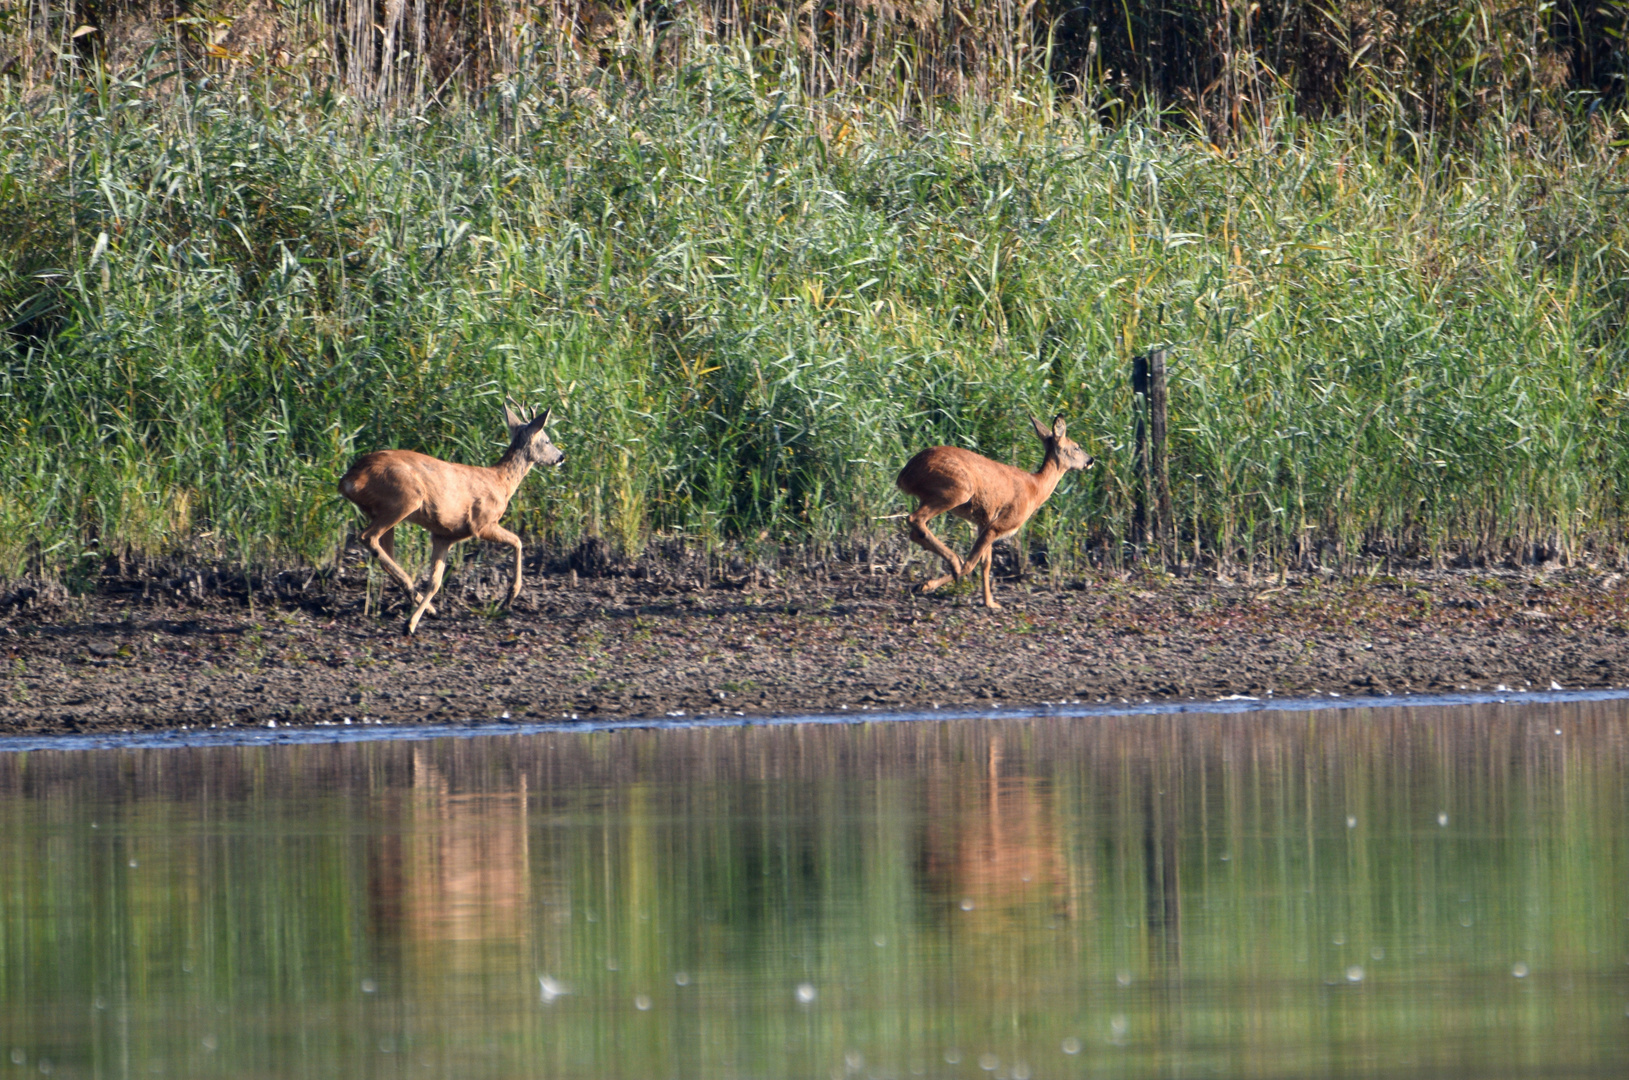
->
5 544 1629 737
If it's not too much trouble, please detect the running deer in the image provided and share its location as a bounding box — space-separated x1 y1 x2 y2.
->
338 400 564 634
897 415 1093 609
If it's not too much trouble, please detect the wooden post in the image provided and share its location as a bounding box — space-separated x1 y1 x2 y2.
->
1132 353 1151 547
1147 346 1172 558
1132 347 1172 560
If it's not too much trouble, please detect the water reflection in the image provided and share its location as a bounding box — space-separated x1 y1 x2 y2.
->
2 702 1627 1078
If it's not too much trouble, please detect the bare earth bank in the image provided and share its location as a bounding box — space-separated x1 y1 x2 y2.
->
4 551 1629 736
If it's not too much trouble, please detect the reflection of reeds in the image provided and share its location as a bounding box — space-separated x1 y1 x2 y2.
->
1 710 1627 1073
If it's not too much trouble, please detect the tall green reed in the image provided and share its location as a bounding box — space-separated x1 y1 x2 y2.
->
1 42 1626 582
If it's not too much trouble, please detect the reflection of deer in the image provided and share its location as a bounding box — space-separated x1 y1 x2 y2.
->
897 415 1093 608
402 750 531 945
923 736 1075 917
338 401 564 634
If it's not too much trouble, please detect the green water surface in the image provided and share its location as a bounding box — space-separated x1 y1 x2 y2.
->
2 704 1627 1078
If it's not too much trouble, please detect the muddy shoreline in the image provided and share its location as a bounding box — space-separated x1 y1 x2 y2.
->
4 548 1629 737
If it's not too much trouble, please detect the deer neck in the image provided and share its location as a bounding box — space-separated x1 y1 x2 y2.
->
490 449 535 495
1029 450 1067 503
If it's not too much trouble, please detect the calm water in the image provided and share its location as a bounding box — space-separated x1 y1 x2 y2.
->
2 701 1628 1079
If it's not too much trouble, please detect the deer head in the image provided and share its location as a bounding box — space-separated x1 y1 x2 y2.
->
503 399 565 468
1030 414 1093 472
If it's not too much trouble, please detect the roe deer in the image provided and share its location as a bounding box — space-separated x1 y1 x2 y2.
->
897 415 1092 609
338 400 564 634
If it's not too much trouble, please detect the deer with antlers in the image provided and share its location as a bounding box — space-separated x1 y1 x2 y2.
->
897 415 1093 609
338 400 564 634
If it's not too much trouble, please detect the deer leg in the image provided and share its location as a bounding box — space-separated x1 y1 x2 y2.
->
962 527 1003 609
406 536 453 635
378 526 435 616
480 524 526 607
906 506 964 593
363 519 432 613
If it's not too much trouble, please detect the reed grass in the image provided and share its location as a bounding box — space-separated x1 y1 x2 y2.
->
1 30 1627 581
9 2 1625 134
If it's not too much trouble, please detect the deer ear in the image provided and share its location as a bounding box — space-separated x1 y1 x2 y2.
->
503 399 526 431
1052 414 1067 438
1030 414 1051 440
538 407 553 428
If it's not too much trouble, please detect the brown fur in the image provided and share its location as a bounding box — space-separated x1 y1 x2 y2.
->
338 401 564 634
897 415 1092 609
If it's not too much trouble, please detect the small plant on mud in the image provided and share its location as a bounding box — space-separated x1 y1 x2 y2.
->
1141 566 1178 589
473 600 510 622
